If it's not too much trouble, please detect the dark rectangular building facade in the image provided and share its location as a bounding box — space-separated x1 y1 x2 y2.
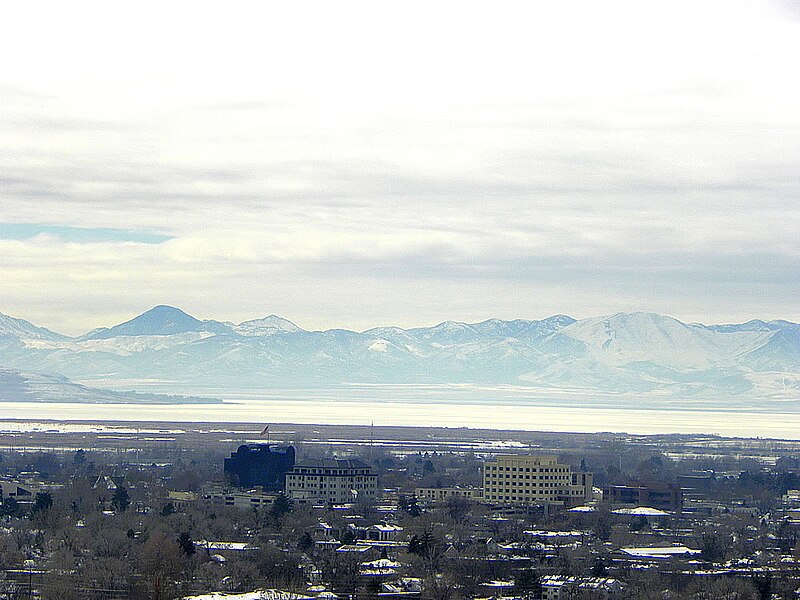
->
604 483 683 513
224 444 296 491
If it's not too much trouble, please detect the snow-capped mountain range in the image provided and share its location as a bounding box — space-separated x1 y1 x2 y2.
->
1 306 798 401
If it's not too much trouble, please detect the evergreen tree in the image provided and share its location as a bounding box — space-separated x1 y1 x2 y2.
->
73 449 87 465
111 487 130 513
32 492 53 514
514 569 541 599
177 532 195 557
271 493 292 516
0 497 20 518
297 531 314 552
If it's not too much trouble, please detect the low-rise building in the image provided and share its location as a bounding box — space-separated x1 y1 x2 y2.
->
482 455 592 506
415 486 483 502
0 481 35 503
167 490 198 511
617 545 701 561
604 483 683 513
203 487 278 509
540 576 622 599
381 578 422 597
364 523 404 542
285 459 378 504
783 489 800 507
93 474 125 490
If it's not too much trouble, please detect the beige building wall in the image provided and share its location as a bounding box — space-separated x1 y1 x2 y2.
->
483 455 592 505
285 460 378 504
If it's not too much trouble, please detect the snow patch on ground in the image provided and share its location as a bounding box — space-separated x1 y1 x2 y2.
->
183 590 312 600
368 339 389 352
24 332 215 355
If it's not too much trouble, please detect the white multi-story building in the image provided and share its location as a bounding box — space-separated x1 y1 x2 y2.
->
482 455 592 505
285 459 378 504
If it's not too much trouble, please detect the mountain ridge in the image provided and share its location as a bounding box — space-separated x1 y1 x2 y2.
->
5 305 797 340
1 306 798 401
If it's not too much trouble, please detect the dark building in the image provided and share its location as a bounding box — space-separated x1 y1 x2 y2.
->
224 444 295 490
604 483 683 513
677 471 716 495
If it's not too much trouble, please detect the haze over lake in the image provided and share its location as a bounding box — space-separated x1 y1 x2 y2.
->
2 384 798 439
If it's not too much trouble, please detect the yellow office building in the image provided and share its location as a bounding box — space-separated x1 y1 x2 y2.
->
483 455 592 505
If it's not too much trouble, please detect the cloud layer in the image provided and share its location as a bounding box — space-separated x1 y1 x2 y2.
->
1 2 799 334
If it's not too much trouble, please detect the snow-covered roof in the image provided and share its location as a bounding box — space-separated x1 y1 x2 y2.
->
620 546 701 559
335 544 373 553
568 505 596 512
361 558 402 569
183 590 313 600
195 541 258 552
541 576 621 590
480 580 514 588
613 506 670 516
381 578 423 594
371 523 403 532
523 530 588 538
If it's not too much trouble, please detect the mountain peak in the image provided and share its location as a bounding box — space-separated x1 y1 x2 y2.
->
235 314 302 335
0 312 68 341
542 314 577 326
82 305 215 339
143 305 194 319
150 304 186 313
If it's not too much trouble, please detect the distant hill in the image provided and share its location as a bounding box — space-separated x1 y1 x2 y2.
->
80 305 232 339
0 368 221 404
1 307 798 401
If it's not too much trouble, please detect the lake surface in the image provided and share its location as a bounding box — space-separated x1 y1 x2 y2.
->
1 384 798 439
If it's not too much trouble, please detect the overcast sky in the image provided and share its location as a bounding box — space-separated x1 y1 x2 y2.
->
1 1 799 335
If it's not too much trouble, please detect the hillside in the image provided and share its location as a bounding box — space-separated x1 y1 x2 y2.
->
0 368 220 404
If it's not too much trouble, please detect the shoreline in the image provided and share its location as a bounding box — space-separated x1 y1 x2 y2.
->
1 398 799 440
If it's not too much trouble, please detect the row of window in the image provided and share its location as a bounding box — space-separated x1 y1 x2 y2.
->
287 475 374 482
288 483 373 489
291 469 374 475
485 465 568 473
487 481 567 489
485 474 569 480
485 490 563 500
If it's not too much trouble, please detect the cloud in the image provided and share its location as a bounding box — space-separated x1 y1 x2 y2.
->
0 2 799 332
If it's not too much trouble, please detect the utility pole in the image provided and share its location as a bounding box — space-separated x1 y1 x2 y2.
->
24 557 34 600
369 421 374 462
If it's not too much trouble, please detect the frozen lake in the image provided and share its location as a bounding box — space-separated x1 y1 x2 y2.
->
1 385 799 439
